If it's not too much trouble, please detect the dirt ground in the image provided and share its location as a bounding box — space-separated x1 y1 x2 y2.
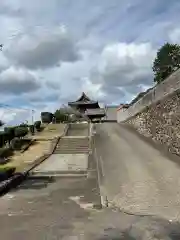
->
6 140 52 172
0 124 67 172
31 123 66 140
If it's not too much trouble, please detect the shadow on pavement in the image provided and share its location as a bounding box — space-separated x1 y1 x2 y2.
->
11 175 56 191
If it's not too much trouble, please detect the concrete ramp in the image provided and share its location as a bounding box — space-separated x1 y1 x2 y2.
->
32 154 88 177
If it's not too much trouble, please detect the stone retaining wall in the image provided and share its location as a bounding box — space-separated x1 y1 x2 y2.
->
117 69 180 156
126 90 180 155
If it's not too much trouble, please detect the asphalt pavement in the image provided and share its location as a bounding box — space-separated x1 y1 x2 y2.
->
1 123 180 239
94 123 180 222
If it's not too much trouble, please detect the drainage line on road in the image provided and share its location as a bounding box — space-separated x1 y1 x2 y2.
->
92 135 108 208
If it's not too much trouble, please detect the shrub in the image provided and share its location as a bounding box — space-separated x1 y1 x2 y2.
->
0 132 6 147
29 125 35 135
4 127 16 144
0 148 13 158
14 127 28 139
0 167 16 181
19 123 29 128
34 121 41 131
10 138 22 150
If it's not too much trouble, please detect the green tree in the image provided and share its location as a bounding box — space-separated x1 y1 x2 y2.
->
153 42 180 84
41 112 53 123
14 127 28 139
34 121 41 131
0 120 4 127
54 109 68 123
4 127 16 145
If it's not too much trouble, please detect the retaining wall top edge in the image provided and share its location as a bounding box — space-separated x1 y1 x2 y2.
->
118 68 180 121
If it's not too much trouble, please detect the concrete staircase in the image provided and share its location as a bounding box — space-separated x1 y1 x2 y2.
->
54 136 90 154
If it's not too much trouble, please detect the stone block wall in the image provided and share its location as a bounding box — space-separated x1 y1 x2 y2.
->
117 69 180 156
126 90 180 155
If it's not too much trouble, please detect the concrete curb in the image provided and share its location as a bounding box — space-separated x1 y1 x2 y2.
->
0 124 70 197
20 139 36 153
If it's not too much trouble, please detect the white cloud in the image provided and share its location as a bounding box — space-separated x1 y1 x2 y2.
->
0 107 32 127
98 42 156 87
169 28 180 44
5 25 80 69
0 0 179 123
80 77 104 100
0 67 40 94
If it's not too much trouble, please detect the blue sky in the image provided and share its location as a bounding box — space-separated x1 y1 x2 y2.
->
0 0 180 124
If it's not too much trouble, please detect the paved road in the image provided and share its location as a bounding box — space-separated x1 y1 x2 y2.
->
0 152 102 239
1 175 180 239
1 124 180 239
94 123 180 222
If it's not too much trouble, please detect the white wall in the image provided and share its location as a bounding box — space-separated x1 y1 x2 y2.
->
106 106 118 121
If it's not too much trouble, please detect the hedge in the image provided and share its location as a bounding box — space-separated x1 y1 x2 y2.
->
41 112 53 123
29 125 35 135
34 121 41 131
14 127 28 138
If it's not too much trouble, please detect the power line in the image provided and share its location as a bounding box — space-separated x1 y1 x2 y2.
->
0 103 35 112
0 103 36 125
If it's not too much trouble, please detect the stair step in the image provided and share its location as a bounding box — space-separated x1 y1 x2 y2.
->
32 172 87 178
55 149 89 151
32 170 87 175
54 151 89 154
54 147 89 150
56 146 89 148
58 143 89 146
54 136 90 154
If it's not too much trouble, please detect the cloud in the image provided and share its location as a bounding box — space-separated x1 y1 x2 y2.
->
85 41 156 103
169 28 180 44
5 25 80 69
0 107 33 128
0 2 24 17
0 67 40 94
99 42 156 86
27 91 60 103
0 53 9 73
0 0 179 121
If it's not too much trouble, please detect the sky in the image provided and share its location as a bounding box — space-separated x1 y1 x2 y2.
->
0 0 180 125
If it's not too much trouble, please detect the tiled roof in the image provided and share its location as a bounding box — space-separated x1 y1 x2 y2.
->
68 92 95 104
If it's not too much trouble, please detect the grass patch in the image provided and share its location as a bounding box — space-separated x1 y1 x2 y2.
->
0 166 16 181
0 166 15 172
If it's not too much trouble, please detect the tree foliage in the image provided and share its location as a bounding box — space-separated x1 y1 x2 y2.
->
0 120 4 127
41 112 53 123
54 109 68 123
34 121 41 131
153 42 180 84
4 127 16 144
14 127 28 139
29 125 35 135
